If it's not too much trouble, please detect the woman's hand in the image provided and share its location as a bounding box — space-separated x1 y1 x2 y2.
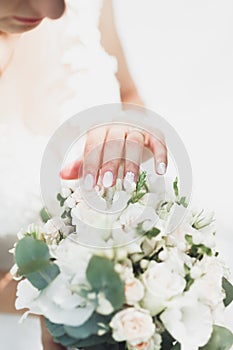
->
60 126 167 187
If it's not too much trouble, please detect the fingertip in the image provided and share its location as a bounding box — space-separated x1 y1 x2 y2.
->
60 160 82 180
156 162 167 175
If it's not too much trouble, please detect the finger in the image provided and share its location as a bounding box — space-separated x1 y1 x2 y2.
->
83 127 106 190
101 127 126 187
124 130 144 184
60 159 83 180
40 316 66 350
148 135 167 175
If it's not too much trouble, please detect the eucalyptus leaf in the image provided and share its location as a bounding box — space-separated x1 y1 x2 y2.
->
40 207 51 223
64 312 110 339
45 318 66 337
86 256 125 310
200 325 233 350
73 333 110 347
85 343 122 350
222 277 233 307
15 237 60 290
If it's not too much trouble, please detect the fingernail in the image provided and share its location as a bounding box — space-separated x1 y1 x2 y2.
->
102 171 113 188
123 171 136 191
84 173 94 190
157 162 166 175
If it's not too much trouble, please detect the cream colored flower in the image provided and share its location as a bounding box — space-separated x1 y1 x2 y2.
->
128 333 162 350
110 308 155 346
125 277 144 306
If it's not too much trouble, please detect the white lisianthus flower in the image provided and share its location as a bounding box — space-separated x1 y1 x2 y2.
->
110 308 155 346
125 277 144 305
160 294 213 350
188 256 225 308
141 260 186 315
16 275 95 327
44 217 65 235
15 279 41 314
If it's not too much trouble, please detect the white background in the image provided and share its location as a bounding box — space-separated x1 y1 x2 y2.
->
1 1 232 348
114 0 233 269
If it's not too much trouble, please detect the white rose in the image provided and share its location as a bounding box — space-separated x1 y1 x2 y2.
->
160 294 213 350
142 260 186 315
125 277 144 305
52 234 92 275
128 333 162 350
110 308 155 346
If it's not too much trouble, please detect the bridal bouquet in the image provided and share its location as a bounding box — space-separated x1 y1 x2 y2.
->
11 173 233 350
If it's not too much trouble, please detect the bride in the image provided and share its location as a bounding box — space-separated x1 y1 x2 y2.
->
0 0 167 349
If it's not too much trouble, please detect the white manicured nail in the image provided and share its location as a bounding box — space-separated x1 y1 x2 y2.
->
157 162 166 175
123 171 136 191
103 171 113 188
84 173 94 190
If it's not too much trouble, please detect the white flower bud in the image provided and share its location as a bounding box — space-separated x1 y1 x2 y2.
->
61 187 72 198
140 259 149 269
190 266 202 279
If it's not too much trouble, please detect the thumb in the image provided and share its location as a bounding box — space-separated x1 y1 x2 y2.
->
60 159 83 180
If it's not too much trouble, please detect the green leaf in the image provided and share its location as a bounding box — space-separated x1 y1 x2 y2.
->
45 318 66 337
57 193 66 207
173 177 179 198
222 277 233 307
15 237 60 290
185 234 193 245
145 227 161 239
177 196 188 208
53 334 78 347
74 333 110 347
136 171 147 192
200 325 233 350
64 312 110 339
86 256 125 311
171 343 181 350
161 330 176 350
40 207 51 223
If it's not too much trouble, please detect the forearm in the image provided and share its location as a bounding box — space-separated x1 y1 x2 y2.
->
99 0 144 107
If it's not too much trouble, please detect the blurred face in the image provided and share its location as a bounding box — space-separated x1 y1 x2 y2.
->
0 0 65 34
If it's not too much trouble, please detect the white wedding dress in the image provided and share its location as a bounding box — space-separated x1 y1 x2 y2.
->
0 1 120 348
0 0 120 268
